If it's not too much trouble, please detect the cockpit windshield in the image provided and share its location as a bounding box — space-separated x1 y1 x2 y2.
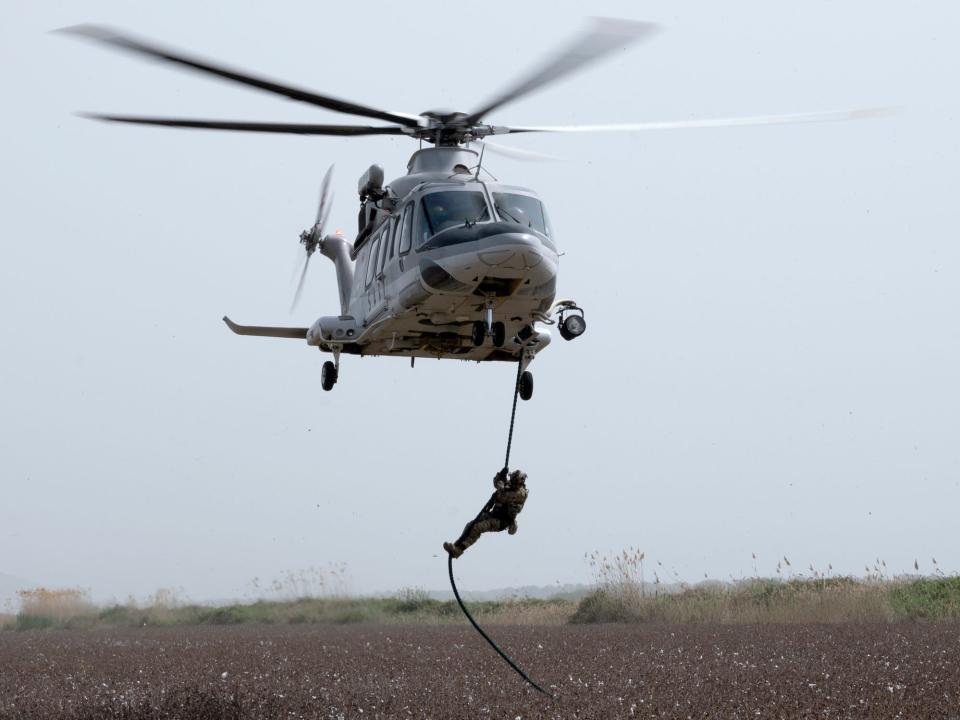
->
421 191 490 237
492 192 550 237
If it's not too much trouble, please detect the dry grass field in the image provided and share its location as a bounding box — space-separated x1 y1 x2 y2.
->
5 573 959 632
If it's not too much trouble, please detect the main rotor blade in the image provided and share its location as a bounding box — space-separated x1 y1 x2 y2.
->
464 18 657 125
60 25 421 128
80 114 408 136
477 141 561 162
502 108 896 134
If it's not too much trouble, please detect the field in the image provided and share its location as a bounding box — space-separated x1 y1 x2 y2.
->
3 623 959 719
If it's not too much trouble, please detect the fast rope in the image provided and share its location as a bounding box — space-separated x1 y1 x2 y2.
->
448 555 553 698
503 358 524 471
446 358 553 699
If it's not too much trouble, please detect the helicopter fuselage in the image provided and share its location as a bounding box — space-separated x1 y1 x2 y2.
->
305 147 562 362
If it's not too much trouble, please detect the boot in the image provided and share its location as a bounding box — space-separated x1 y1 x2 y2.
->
443 541 464 559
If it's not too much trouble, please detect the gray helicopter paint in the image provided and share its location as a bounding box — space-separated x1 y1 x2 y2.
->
318 234 355 314
396 147 480 190
229 156 564 367
298 148 564 364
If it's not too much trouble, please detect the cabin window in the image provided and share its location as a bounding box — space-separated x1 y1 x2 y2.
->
492 192 549 236
417 202 431 247
365 235 380 287
419 191 490 242
400 205 413 255
388 217 398 261
354 251 367 294
356 246 369 291
376 227 388 276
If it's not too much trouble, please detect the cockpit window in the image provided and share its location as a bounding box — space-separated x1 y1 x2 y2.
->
420 191 490 240
492 193 550 237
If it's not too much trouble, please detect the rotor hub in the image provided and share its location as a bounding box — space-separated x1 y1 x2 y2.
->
420 109 468 124
416 111 481 146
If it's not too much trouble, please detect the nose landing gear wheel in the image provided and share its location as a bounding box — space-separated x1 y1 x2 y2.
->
492 321 506 348
471 321 486 347
321 360 338 391
518 370 534 401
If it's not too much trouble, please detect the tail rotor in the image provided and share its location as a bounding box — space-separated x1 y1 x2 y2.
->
291 164 334 312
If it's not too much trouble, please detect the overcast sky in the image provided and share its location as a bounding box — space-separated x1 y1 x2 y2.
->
2 0 958 603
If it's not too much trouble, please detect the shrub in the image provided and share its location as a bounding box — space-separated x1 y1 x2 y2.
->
888 577 960 621
15 588 96 630
394 587 436 613
569 575 960 625
570 590 637 624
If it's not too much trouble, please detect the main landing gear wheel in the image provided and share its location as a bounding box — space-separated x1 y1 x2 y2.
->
471 321 486 347
519 370 534 401
321 360 338 391
492 321 506 348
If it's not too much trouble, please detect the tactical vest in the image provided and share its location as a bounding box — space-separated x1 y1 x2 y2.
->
491 486 528 523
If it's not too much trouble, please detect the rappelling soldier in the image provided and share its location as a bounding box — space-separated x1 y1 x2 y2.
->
444 469 528 559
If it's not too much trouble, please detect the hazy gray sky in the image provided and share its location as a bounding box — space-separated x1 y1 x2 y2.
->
2 0 958 603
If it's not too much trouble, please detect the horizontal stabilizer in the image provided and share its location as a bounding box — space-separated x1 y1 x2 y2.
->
222 316 308 339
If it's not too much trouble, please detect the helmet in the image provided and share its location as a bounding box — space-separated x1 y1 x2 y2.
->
509 469 527 485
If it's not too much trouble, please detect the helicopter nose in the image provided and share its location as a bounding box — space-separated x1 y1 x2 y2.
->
478 241 543 271
473 233 555 296
472 230 554 276
420 230 556 298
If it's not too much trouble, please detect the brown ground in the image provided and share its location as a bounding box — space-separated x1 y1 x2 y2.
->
1 624 958 719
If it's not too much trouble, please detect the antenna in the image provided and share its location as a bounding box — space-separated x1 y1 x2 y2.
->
474 142 486 180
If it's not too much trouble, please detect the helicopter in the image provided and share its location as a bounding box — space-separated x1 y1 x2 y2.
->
62 19 886 398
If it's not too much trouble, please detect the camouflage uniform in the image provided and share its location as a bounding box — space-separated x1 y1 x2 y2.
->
445 470 528 558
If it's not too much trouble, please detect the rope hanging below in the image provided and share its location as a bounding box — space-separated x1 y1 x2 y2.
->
446 358 554 697
503 358 524 471
448 555 553 698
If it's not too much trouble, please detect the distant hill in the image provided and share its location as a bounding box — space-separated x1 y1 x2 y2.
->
423 580 697 602
425 583 594 602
